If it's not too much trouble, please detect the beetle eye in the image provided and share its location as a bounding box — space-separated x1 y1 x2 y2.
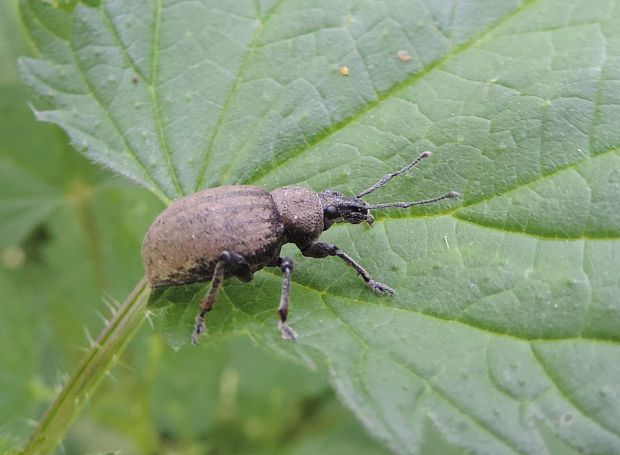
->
324 205 339 218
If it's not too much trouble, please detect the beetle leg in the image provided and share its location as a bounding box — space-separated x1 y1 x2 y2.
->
276 257 297 340
221 251 253 282
301 242 394 296
192 257 225 345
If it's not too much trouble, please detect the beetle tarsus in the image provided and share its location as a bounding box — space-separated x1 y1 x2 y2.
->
192 311 207 345
368 280 394 296
279 321 298 340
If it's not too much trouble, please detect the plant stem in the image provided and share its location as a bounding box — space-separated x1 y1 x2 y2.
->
20 278 151 455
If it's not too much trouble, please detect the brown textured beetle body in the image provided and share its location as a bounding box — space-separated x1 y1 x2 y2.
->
143 185 324 287
142 152 460 343
144 186 283 286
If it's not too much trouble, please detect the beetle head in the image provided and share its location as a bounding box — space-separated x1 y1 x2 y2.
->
318 151 461 231
318 190 374 230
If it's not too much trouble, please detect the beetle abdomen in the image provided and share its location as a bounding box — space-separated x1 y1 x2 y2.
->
142 185 285 287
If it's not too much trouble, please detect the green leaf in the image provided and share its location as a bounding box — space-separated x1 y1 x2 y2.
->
0 157 62 248
20 0 620 454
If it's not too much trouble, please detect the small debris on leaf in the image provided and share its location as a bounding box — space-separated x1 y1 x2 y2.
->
397 50 412 61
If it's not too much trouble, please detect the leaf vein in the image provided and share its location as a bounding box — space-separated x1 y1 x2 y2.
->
317 294 527 454
246 0 545 185
530 343 620 440
148 0 184 199
194 0 289 191
55 6 170 204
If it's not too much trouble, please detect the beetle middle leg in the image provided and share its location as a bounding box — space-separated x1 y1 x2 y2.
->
192 251 253 344
301 242 394 295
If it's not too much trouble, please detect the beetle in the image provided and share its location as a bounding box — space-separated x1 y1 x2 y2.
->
142 151 459 343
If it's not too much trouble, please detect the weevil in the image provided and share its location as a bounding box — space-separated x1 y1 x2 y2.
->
142 151 460 343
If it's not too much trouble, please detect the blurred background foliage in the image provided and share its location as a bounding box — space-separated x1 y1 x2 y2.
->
0 1 394 453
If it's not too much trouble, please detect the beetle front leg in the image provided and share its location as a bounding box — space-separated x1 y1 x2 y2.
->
276 257 297 340
301 242 394 295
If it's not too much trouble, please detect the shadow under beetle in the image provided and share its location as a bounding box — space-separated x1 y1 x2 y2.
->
142 151 460 343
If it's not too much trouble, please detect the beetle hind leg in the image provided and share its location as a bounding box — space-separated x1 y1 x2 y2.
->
277 257 297 340
193 251 253 345
192 258 226 344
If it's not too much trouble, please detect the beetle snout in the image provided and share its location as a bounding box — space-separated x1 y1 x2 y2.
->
366 212 375 225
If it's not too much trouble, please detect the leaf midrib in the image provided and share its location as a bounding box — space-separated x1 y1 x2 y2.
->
258 261 620 345
99 0 182 202
194 0 289 192
220 269 620 442
223 279 529 454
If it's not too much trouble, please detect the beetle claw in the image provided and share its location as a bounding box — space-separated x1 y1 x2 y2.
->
368 280 394 296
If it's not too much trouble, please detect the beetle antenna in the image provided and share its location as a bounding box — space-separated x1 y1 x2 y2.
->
357 151 432 198
366 191 460 210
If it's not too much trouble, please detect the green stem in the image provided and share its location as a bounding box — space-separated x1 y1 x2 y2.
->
20 278 151 455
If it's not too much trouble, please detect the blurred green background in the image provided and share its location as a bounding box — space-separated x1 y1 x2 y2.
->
0 2 393 453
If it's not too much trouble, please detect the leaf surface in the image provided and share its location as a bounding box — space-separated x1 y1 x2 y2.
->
20 0 620 453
